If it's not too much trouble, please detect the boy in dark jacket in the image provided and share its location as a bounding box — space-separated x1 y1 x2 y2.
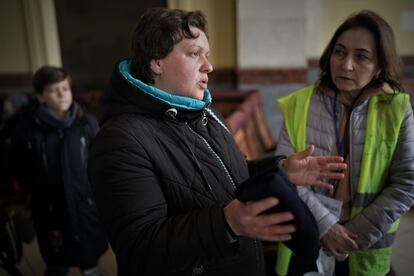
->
9 66 107 276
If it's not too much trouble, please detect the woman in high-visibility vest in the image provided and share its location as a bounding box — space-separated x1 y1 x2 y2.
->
275 10 414 276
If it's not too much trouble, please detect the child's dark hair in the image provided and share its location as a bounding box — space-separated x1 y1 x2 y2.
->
32 66 70 94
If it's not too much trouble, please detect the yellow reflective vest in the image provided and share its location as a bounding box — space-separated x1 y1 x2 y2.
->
276 85 409 276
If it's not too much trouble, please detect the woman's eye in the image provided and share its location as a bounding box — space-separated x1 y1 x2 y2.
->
333 48 345 56
356 54 369 61
189 52 199 57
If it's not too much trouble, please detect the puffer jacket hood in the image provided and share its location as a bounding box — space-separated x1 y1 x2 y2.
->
99 60 212 125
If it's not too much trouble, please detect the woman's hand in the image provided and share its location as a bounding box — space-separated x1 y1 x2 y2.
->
321 223 358 258
224 197 296 241
280 145 347 189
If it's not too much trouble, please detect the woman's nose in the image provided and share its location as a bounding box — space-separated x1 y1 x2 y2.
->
201 56 213 73
341 56 354 71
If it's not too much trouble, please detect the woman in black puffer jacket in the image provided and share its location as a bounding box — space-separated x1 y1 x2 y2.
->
89 8 345 276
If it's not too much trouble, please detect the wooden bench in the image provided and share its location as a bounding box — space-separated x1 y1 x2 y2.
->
212 90 276 160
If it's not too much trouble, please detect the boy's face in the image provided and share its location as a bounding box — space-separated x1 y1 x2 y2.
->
37 78 73 117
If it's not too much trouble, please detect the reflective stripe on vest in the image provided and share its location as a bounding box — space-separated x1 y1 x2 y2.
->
277 85 409 276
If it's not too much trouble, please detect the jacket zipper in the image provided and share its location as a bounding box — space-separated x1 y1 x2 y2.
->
80 136 86 166
348 109 354 197
186 117 262 274
186 124 236 191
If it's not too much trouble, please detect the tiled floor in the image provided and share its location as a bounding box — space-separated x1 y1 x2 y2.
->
7 209 414 276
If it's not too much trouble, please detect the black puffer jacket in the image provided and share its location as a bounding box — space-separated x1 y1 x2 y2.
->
89 61 281 276
10 102 108 268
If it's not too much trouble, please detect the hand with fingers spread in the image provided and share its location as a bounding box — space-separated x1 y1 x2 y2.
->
321 223 358 258
224 197 296 242
280 145 347 190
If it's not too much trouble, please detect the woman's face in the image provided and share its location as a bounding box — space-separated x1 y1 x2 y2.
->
330 28 380 94
37 78 73 117
151 27 213 100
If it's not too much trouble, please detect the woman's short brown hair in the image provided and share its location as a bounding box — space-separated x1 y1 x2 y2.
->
318 10 402 92
130 7 208 84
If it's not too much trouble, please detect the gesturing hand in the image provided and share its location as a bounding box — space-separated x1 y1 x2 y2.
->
280 145 347 190
224 197 296 242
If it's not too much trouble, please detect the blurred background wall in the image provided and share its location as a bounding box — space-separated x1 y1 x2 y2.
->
1 0 413 136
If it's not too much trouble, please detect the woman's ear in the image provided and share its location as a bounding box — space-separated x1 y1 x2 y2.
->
150 59 162 75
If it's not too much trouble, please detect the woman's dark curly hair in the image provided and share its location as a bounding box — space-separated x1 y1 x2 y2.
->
130 7 208 84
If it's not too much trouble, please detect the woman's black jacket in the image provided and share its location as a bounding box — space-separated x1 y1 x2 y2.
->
88 63 284 276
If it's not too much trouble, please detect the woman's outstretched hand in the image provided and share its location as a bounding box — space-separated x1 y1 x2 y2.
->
280 145 346 190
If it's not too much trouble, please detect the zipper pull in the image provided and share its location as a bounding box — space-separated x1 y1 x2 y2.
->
201 110 208 126
165 108 178 120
